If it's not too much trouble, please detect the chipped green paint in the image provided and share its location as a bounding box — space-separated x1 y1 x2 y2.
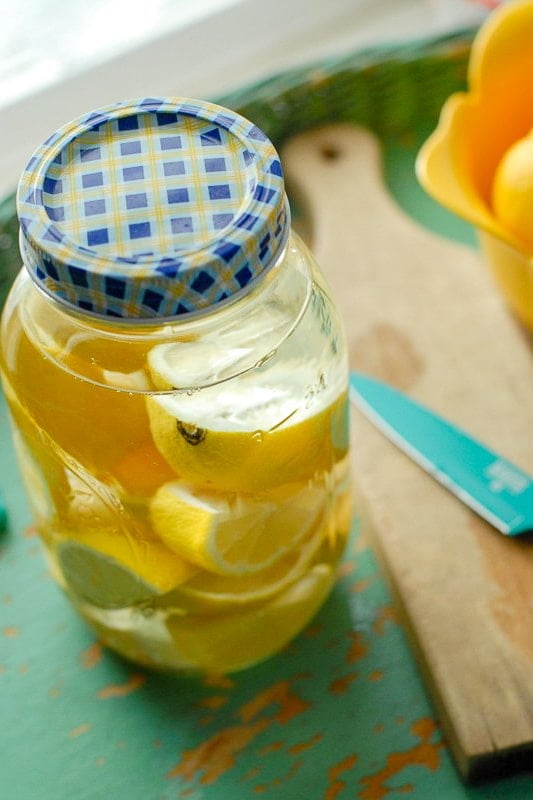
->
2 384 532 798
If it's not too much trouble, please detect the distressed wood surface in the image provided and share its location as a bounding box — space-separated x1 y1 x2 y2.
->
282 124 533 780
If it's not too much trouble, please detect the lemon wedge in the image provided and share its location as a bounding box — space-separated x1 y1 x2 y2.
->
146 385 348 493
56 527 197 609
492 130 533 251
165 564 334 672
150 481 326 576
152 509 330 612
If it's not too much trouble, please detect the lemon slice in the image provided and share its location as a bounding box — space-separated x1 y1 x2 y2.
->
152 510 330 612
146 297 296 390
149 481 326 576
56 528 197 609
165 564 334 673
492 130 533 250
146 383 348 493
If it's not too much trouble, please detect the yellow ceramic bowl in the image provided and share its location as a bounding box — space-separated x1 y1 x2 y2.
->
416 0 533 331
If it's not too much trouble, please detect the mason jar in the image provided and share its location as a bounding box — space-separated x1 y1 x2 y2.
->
0 98 351 673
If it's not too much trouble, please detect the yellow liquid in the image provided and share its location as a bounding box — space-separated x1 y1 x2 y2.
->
1 263 351 673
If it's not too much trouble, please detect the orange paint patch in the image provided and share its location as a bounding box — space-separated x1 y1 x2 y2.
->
303 623 322 638
3 626 18 638
18 664 29 674
95 757 106 767
373 605 399 636
369 670 384 683
346 631 367 663
168 719 269 784
259 741 284 756
374 724 385 735
80 641 103 669
350 577 372 593
359 718 442 800
274 757 303 785
97 672 146 699
69 723 91 739
167 677 311 786
288 732 323 755
199 695 228 711
326 753 358 800
337 562 356 578
239 679 310 726
2 595 12 604
23 525 38 538
203 673 235 691
354 531 370 552
329 672 357 695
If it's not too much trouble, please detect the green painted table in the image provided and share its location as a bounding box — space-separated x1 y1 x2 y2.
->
1 31 532 800
2 398 532 800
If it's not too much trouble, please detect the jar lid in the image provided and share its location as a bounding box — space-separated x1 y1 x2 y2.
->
17 97 289 319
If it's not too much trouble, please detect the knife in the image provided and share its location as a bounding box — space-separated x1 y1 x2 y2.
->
349 372 533 536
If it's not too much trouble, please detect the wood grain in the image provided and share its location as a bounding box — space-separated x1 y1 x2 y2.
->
282 124 533 781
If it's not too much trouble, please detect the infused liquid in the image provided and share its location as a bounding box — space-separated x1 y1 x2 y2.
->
1 238 351 672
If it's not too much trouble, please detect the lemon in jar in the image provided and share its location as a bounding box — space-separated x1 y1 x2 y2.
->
147 346 348 493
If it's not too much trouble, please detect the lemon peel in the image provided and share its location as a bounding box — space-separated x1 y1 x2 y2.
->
149 481 326 576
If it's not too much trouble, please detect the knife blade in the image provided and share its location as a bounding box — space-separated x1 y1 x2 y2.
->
349 372 533 536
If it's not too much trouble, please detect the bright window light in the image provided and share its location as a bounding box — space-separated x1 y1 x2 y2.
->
0 0 242 108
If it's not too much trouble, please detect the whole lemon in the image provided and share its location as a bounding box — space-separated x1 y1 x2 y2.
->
492 130 533 251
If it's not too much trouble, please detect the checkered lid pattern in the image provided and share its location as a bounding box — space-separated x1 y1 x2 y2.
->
17 97 289 319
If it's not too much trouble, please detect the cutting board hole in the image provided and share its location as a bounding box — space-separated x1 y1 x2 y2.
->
320 143 341 161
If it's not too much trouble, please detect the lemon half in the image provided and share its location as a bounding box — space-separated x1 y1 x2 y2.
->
146 388 348 493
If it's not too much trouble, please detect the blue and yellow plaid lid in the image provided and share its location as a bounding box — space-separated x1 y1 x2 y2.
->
17 97 289 319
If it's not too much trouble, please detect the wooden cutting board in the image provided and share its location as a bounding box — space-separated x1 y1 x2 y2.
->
282 125 533 782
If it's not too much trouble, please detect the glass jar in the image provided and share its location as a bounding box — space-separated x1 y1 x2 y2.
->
0 98 351 673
